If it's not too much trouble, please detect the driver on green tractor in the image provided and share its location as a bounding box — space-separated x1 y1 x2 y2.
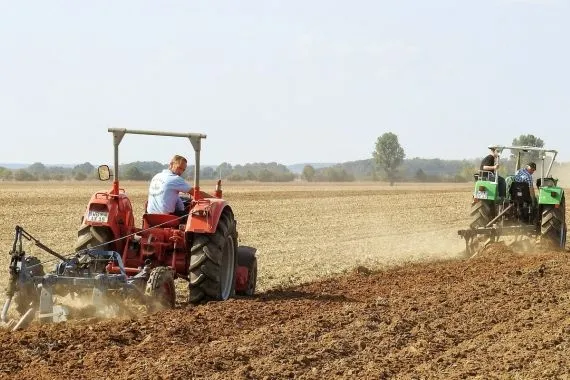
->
513 162 537 205
480 145 506 198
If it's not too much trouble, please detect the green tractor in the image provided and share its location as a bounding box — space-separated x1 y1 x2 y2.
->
459 145 566 256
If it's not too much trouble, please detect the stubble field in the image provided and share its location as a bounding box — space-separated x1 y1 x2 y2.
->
1 181 570 379
0 181 470 293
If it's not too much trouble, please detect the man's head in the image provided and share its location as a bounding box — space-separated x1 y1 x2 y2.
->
488 145 500 157
169 155 188 176
527 162 536 174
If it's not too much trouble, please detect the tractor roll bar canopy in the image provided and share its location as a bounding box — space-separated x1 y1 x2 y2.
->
490 145 558 155
490 145 558 186
108 128 207 196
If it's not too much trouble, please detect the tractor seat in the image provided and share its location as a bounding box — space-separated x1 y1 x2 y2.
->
142 213 181 229
509 182 532 203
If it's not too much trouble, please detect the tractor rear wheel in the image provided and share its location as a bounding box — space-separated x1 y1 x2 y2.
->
470 200 494 229
14 256 44 316
145 266 176 310
236 247 257 296
541 197 566 248
188 211 237 304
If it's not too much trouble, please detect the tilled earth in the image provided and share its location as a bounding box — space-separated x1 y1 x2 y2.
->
2 243 570 379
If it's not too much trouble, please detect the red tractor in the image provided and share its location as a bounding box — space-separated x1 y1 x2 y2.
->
2 128 256 329
75 128 257 307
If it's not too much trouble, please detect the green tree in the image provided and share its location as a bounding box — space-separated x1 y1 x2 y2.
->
0 167 13 181
74 172 88 181
14 169 38 181
459 162 478 182
124 166 148 180
28 162 47 177
202 166 216 179
301 165 316 182
373 132 406 186
511 134 544 148
216 162 233 178
415 168 427 182
511 134 544 164
51 174 65 181
73 162 96 179
315 167 355 182
258 169 274 182
246 170 257 181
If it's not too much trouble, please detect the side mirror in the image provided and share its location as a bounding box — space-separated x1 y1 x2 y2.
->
98 165 111 181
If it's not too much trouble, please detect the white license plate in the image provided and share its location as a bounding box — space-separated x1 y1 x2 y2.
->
476 191 488 199
87 210 109 223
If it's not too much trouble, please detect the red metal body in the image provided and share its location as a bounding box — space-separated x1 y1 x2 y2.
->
80 186 247 281
234 266 249 293
81 188 136 254
186 198 228 234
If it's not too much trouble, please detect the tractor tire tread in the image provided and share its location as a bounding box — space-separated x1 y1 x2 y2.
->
188 210 237 304
145 266 175 309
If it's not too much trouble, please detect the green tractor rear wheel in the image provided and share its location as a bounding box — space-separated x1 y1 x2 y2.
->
470 200 494 229
541 196 566 249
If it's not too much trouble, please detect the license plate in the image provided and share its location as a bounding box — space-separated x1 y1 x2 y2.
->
87 210 109 223
476 191 488 199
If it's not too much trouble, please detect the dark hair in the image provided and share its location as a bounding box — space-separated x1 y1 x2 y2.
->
528 162 536 170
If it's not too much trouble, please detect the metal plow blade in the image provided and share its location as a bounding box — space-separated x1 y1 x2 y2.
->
458 225 537 259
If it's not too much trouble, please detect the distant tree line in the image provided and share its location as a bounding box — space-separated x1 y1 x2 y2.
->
0 133 556 183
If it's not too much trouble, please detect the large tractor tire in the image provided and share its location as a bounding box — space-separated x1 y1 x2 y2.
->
236 247 257 296
14 256 44 316
145 266 176 311
470 200 494 229
74 225 113 273
74 224 113 252
188 210 237 304
541 197 566 249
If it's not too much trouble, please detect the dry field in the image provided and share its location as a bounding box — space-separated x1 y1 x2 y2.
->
2 181 570 379
0 181 472 293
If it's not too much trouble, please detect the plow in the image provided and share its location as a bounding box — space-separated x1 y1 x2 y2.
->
458 145 567 257
2 129 258 330
3 226 145 330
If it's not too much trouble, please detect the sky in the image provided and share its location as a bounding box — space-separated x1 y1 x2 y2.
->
1 0 569 166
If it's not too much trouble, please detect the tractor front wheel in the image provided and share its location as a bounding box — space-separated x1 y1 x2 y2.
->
145 266 176 311
541 197 566 249
188 211 237 304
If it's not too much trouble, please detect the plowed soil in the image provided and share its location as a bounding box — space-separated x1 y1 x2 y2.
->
2 244 570 379
1 183 569 379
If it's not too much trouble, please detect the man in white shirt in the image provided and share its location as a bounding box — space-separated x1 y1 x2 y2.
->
147 155 192 215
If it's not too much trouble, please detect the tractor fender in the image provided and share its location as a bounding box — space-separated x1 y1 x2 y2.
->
539 187 564 205
81 190 136 243
473 180 498 201
185 199 232 234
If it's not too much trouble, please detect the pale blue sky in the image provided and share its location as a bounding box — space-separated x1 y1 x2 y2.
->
1 0 569 165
